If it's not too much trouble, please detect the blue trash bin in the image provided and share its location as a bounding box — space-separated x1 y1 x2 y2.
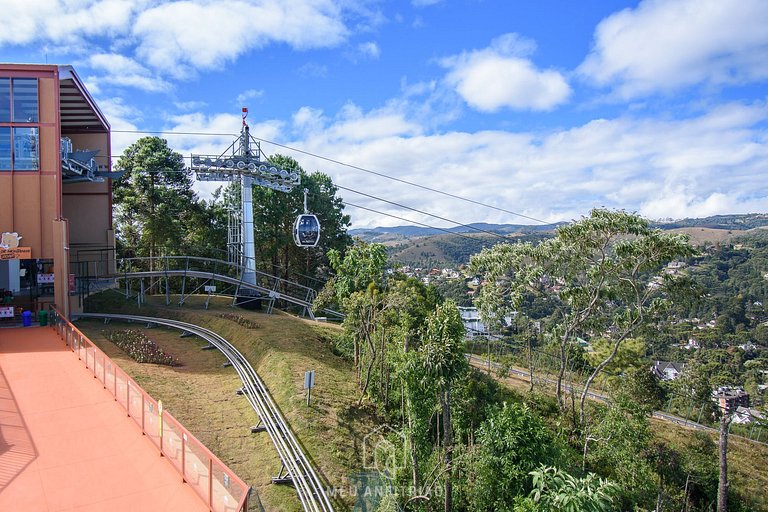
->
22 310 32 327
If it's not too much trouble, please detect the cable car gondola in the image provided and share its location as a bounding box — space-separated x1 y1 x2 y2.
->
294 188 320 248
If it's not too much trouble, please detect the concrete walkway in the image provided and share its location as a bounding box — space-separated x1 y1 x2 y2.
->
0 327 206 511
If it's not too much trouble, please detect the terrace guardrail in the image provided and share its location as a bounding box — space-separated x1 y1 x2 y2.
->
47 306 252 512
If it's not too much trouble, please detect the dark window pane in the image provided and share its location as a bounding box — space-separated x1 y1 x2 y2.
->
0 78 9 122
0 127 10 170
12 78 38 123
13 127 38 170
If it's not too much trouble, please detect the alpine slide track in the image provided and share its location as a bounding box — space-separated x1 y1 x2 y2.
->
76 255 339 511
78 255 343 321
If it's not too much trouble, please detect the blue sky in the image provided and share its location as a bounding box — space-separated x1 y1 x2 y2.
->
1 0 767 228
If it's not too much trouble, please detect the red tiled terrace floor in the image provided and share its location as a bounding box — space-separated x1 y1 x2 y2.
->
0 326 207 511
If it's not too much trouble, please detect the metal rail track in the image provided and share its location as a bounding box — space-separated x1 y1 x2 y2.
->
79 312 334 512
120 269 317 316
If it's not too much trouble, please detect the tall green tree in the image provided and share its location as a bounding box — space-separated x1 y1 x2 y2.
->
249 155 351 287
419 300 467 512
113 137 195 264
470 209 694 425
319 240 388 388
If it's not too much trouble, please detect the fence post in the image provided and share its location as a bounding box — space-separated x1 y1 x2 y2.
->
208 458 213 509
141 394 146 435
159 402 164 456
181 432 186 483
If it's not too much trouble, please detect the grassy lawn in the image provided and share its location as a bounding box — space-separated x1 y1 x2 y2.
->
80 290 383 511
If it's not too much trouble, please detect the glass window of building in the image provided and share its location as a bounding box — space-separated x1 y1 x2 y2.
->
0 127 10 170
12 78 38 123
12 127 38 170
0 78 9 122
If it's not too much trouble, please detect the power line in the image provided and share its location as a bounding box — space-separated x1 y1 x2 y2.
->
111 128 550 225
337 184 512 240
344 201 492 243
253 136 550 225
107 161 517 240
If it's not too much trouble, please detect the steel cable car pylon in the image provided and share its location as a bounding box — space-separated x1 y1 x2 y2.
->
293 188 320 248
190 108 301 306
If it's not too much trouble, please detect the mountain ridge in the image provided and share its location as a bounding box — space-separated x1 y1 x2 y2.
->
350 213 768 241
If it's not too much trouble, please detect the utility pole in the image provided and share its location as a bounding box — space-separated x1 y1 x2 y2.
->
718 408 732 512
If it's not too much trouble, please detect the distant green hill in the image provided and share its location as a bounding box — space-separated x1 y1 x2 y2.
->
651 213 768 230
361 213 768 267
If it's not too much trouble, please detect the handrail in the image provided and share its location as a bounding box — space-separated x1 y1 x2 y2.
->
73 254 344 320
117 256 318 298
47 306 252 512
113 255 324 319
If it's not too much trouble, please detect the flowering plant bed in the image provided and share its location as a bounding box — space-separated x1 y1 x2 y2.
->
104 329 178 366
218 313 260 329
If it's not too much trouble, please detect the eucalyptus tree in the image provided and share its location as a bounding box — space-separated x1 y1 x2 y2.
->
419 300 468 512
470 209 694 425
717 408 733 512
320 240 388 389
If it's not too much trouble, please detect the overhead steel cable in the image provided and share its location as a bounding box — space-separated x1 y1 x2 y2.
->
111 129 550 224
336 184 513 240
344 201 490 242
107 147 530 242
253 137 550 225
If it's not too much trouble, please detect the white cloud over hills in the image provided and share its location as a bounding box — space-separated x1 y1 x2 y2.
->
155 98 767 228
579 0 768 97
1 0 766 228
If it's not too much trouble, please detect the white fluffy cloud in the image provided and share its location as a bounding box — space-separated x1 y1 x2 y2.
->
114 97 767 229
88 53 171 92
579 0 768 97
0 0 358 83
272 100 768 228
0 0 139 45
236 89 264 105
442 33 571 112
133 0 349 76
358 41 381 60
